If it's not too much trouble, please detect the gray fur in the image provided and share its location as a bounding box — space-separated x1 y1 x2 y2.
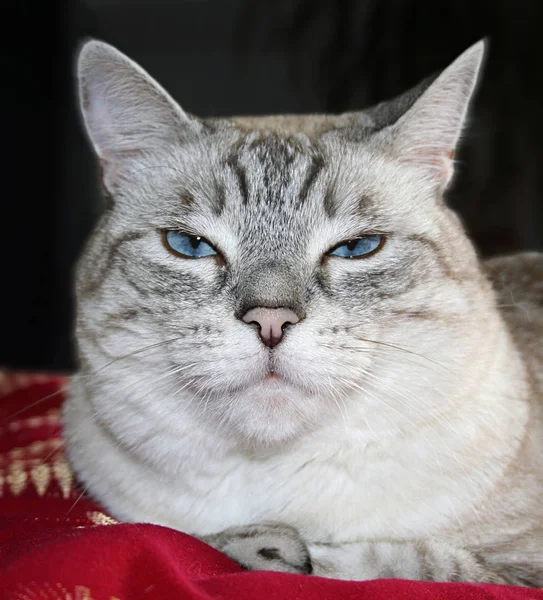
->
64 39 543 587
201 523 312 574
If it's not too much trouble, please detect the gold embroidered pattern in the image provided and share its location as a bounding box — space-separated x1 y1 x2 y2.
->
0 439 77 498
13 581 121 600
52 455 74 499
30 463 52 496
7 460 28 496
0 438 63 467
32 411 61 427
86 511 119 526
6 411 61 434
74 586 94 600
9 447 25 460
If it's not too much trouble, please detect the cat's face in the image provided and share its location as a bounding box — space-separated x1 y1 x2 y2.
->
75 41 488 447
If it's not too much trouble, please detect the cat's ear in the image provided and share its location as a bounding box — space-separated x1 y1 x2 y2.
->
77 40 197 191
386 40 485 188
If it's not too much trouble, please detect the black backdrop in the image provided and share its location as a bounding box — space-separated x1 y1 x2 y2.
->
2 0 542 371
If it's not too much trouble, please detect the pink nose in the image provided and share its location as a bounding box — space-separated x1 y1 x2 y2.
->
242 307 300 348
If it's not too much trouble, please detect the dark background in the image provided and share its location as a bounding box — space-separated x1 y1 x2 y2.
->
2 0 542 372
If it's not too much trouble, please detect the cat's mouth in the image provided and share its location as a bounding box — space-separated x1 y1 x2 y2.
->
263 356 281 382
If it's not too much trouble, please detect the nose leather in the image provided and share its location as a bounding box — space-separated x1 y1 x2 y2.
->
242 307 300 348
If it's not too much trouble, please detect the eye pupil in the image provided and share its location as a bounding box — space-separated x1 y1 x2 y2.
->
347 240 357 251
190 236 201 249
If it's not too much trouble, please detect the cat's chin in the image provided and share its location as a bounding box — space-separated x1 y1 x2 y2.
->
257 377 296 408
248 376 301 404
219 378 321 447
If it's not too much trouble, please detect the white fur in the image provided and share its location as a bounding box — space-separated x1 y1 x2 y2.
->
64 39 539 570
64 292 529 546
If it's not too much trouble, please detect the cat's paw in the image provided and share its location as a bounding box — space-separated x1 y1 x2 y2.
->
201 522 313 574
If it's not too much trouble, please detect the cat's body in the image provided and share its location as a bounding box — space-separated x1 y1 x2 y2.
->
64 40 543 586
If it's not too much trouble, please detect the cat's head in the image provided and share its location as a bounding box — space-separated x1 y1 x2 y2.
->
75 40 490 449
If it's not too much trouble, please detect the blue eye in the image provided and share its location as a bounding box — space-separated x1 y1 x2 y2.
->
164 231 218 258
328 235 384 259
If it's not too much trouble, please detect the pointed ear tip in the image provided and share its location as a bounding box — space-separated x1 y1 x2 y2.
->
77 39 125 74
78 39 109 60
464 39 487 68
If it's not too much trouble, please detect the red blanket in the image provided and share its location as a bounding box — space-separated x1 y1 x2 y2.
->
0 372 541 600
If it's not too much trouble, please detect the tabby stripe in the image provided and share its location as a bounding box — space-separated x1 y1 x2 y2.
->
226 148 250 205
407 234 465 283
117 262 150 297
416 541 434 581
82 230 146 296
388 308 444 321
213 181 226 215
298 153 325 204
323 187 337 218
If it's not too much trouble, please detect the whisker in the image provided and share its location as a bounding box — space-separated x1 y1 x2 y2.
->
321 342 450 378
1 337 189 423
355 337 454 374
1 338 258 424
66 481 92 516
5 386 69 420
347 370 487 526
325 375 349 431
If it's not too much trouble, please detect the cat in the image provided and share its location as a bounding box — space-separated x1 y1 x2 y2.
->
63 38 543 586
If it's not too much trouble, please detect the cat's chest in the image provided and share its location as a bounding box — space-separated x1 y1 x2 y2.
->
144 433 477 543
